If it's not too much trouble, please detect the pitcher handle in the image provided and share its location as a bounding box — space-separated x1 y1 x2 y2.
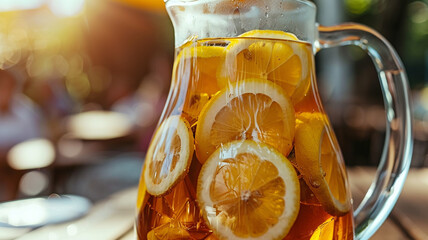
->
315 23 413 240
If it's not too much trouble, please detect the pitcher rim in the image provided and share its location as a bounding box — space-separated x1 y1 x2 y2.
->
164 0 316 9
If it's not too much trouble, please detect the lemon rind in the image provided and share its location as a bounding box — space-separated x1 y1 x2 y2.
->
144 115 194 196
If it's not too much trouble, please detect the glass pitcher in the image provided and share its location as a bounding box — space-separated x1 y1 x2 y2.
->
135 0 413 239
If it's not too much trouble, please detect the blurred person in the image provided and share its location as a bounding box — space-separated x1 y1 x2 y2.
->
0 69 43 201
0 70 43 150
24 77 75 141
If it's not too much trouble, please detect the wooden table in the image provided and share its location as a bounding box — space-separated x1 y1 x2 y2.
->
348 167 428 240
1 167 427 240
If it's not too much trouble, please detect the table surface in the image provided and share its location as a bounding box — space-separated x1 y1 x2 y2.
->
1 167 427 240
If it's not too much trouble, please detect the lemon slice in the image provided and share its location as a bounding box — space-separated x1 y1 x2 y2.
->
175 44 226 95
240 29 300 40
294 112 351 216
195 78 295 163
197 140 300 240
218 29 311 104
174 43 226 124
144 115 194 196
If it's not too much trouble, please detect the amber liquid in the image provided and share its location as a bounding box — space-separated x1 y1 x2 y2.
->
136 38 354 240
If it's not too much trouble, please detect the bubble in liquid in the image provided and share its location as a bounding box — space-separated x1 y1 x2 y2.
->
310 180 321 188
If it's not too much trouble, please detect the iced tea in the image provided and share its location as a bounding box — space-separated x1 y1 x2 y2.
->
136 32 354 240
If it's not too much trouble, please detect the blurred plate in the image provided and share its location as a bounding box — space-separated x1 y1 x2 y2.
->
0 195 91 228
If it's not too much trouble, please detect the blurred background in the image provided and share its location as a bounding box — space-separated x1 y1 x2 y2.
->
0 0 171 202
0 0 426 206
